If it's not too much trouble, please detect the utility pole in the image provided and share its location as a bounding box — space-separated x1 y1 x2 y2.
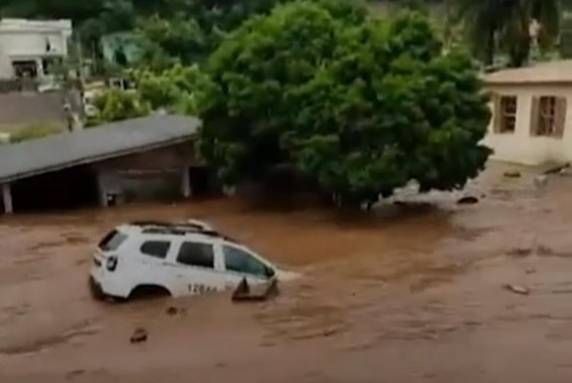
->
64 32 86 131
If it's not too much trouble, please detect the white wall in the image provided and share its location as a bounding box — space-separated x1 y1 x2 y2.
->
0 19 72 79
0 31 68 57
0 46 12 79
484 83 572 165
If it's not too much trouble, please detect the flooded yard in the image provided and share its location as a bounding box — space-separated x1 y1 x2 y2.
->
2 162 572 382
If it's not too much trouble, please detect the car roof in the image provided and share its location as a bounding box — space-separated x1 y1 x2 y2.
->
111 221 276 268
116 221 238 244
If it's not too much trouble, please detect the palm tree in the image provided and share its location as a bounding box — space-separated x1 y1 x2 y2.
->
450 0 560 67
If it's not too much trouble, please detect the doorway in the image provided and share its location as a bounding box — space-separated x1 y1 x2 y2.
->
12 166 99 212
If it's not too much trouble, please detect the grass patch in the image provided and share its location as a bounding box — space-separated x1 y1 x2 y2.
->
8 122 63 143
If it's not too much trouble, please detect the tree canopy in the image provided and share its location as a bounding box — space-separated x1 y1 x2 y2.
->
89 89 150 126
450 0 560 67
135 64 215 114
199 0 491 207
0 0 290 69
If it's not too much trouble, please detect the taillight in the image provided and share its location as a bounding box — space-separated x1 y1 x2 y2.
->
106 256 118 272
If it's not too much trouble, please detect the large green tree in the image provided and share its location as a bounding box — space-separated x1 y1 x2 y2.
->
200 0 491 208
136 15 207 68
135 64 215 114
89 89 150 126
451 0 560 67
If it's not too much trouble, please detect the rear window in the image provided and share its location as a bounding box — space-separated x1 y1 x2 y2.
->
176 242 214 269
98 230 128 252
140 241 170 259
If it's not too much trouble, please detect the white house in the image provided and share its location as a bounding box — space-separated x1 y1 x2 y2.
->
0 19 72 80
484 60 572 166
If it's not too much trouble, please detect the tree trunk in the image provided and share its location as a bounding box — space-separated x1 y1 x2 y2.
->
485 29 495 66
509 36 531 68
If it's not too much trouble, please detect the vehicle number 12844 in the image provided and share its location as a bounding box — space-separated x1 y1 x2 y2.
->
188 284 217 294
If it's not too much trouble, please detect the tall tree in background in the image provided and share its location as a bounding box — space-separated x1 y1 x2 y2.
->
136 15 207 68
134 0 289 67
0 0 106 22
452 0 560 67
0 0 288 70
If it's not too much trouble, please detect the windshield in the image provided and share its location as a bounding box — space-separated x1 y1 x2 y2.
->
98 230 127 252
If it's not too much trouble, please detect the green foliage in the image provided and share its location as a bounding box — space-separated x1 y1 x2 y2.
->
200 1 491 207
134 65 216 115
136 15 207 67
450 0 560 67
0 0 288 71
133 0 293 68
89 89 150 126
9 123 63 143
185 0 291 33
0 0 106 22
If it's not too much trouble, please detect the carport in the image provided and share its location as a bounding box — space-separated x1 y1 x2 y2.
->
0 114 203 214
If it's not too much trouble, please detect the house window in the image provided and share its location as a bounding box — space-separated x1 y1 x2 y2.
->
12 60 38 78
499 96 517 133
531 96 567 138
493 95 517 134
538 97 557 136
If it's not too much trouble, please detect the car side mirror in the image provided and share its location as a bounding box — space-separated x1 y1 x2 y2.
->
265 266 276 278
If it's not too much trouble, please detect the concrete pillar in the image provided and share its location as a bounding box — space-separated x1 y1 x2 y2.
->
36 58 44 77
2 183 13 214
181 167 191 198
96 172 108 208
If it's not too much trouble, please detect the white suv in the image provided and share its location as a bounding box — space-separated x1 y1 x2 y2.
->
89 221 281 300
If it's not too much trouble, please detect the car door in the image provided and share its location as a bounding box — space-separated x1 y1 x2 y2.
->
221 243 275 289
171 238 226 296
134 237 174 289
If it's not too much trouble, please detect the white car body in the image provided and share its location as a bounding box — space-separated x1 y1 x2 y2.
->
89 221 282 300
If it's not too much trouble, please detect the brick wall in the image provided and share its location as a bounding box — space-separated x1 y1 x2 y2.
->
93 142 197 203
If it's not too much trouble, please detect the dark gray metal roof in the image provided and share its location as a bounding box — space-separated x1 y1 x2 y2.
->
0 114 201 183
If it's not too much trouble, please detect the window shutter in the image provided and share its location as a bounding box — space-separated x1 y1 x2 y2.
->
530 96 540 136
555 97 567 139
492 93 502 133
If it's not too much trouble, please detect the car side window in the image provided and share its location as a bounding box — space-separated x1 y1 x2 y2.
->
140 241 170 259
176 242 214 269
223 245 268 278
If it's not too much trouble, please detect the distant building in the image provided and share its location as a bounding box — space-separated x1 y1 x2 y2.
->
0 19 72 80
484 61 572 165
0 115 209 214
101 32 142 67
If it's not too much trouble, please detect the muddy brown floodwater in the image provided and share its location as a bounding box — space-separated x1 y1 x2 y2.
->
2 162 572 382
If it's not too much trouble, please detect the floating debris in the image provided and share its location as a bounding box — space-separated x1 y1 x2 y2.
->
130 328 148 344
504 284 530 296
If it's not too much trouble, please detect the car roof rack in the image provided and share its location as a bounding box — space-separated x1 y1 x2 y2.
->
130 221 236 242
130 220 205 228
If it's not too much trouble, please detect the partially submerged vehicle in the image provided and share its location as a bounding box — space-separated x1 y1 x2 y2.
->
89 220 284 301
